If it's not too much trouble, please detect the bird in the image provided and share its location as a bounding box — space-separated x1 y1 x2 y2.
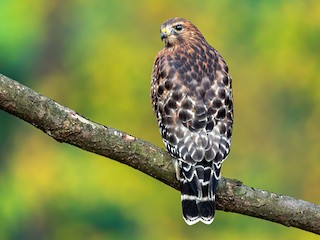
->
150 17 233 225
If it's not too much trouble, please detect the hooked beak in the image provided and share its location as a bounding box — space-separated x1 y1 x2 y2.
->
160 32 167 41
160 27 170 41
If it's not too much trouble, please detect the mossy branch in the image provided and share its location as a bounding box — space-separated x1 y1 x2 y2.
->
0 73 319 235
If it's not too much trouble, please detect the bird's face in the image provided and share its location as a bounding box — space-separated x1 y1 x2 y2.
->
160 17 199 48
160 21 185 47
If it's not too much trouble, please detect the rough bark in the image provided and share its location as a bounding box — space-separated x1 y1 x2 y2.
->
0 73 319 235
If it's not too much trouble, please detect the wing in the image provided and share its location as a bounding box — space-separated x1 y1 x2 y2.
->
151 51 182 158
151 47 233 167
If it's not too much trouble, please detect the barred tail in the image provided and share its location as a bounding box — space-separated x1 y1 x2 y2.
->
180 161 221 225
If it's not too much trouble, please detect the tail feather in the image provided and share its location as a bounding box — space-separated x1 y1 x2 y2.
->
180 161 220 225
198 200 215 224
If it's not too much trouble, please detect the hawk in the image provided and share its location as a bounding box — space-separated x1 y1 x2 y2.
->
150 17 233 225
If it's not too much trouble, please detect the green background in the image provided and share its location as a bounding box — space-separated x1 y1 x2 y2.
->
1 0 319 239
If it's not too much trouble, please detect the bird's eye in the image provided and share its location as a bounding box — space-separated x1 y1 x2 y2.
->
174 24 183 31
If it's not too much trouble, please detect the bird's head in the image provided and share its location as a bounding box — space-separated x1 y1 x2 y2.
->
160 17 203 48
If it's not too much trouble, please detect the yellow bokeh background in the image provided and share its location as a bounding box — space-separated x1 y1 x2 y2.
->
0 1 319 239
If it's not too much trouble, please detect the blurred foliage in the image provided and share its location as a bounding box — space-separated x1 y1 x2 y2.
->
0 0 320 239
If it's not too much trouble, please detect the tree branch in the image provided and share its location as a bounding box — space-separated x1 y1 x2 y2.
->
0 73 319 235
